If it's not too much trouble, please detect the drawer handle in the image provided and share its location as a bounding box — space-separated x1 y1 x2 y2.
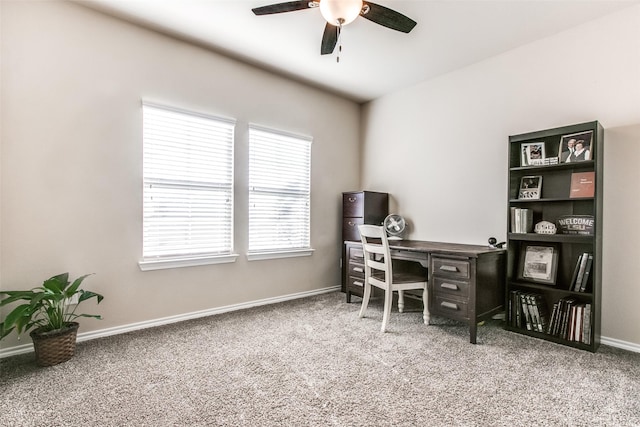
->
353 281 363 287
348 197 357 203
440 301 459 310
439 265 459 273
348 221 356 227
440 282 459 291
353 267 364 273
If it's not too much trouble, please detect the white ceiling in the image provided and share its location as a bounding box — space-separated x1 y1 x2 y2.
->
79 0 639 103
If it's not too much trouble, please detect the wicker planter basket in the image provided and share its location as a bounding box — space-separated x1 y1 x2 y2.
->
29 322 79 366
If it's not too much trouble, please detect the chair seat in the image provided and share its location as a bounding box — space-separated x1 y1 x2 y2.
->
390 271 427 284
371 271 425 284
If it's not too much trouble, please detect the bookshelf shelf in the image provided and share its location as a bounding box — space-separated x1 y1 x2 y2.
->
508 233 593 243
509 197 594 203
506 121 603 352
509 160 595 173
507 280 594 296
504 324 594 351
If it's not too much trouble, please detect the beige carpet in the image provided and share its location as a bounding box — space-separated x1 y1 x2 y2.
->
1 291 639 426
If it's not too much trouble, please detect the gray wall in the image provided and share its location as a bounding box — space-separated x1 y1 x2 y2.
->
0 1 360 351
361 5 640 348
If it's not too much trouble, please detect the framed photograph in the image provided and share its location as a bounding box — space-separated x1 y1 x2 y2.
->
558 130 593 163
520 142 545 166
518 244 559 285
518 175 542 199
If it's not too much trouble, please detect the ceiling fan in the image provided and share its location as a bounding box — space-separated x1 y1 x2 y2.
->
252 0 417 56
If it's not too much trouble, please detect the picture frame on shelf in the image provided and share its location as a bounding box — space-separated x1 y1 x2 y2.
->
520 142 546 166
558 130 593 163
518 175 542 199
518 244 559 285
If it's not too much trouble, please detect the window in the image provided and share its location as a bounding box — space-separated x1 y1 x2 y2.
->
248 125 313 260
140 102 237 270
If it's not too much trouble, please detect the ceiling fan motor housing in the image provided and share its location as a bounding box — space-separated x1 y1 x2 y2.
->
319 0 363 25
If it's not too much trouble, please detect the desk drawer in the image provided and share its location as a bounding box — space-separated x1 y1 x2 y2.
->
433 276 469 298
349 247 364 261
348 262 365 278
390 249 428 264
433 295 468 320
432 257 470 279
348 275 365 290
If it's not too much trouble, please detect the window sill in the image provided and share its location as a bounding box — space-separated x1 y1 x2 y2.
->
246 248 315 261
139 254 239 271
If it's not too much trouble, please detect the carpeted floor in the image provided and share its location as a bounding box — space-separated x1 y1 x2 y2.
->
1 291 639 426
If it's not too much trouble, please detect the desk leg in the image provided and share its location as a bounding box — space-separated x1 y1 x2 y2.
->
422 287 430 325
469 321 477 344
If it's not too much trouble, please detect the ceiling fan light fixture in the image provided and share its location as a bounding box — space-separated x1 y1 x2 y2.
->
319 0 363 26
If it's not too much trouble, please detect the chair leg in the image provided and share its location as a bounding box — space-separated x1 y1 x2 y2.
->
381 289 393 333
422 286 430 325
359 283 372 318
398 290 405 313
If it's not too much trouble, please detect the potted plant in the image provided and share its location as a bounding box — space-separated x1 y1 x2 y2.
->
0 272 104 366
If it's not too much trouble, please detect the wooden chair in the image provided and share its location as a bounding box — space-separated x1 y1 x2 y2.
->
358 224 429 332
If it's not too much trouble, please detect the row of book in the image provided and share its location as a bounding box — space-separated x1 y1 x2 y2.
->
547 298 592 344
510 207 533 233
570 252 593 292
508 291 548 333
508 291 592 345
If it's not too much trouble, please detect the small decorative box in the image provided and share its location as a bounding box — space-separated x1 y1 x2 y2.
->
534 221 557 235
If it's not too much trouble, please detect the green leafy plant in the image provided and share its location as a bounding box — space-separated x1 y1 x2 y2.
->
0 273 104 339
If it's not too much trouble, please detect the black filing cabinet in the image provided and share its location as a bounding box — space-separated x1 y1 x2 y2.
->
341 191 388 294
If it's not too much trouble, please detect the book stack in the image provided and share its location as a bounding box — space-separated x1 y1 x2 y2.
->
510 208 533 233
569 252 593 292
546 298 592 345
508 290 548 333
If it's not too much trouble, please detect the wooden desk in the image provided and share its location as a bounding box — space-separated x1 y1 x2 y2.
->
343 240 506 344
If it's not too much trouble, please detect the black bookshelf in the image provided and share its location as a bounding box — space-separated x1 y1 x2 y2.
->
505 121 603 352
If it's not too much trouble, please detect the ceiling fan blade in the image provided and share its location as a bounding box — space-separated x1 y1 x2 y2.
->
361 2 417 33
321 23 338 55
252 1 313 16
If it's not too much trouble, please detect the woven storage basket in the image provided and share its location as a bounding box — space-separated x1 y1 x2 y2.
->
30 322 79 367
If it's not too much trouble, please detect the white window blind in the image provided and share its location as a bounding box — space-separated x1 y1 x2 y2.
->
248 125 311 255
141 102 235 268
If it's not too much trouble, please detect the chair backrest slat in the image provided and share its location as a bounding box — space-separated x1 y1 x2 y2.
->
363 243 384 255
368 260 386 272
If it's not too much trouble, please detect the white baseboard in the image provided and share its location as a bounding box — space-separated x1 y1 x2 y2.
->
0 286 340 359
600 336 640 353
